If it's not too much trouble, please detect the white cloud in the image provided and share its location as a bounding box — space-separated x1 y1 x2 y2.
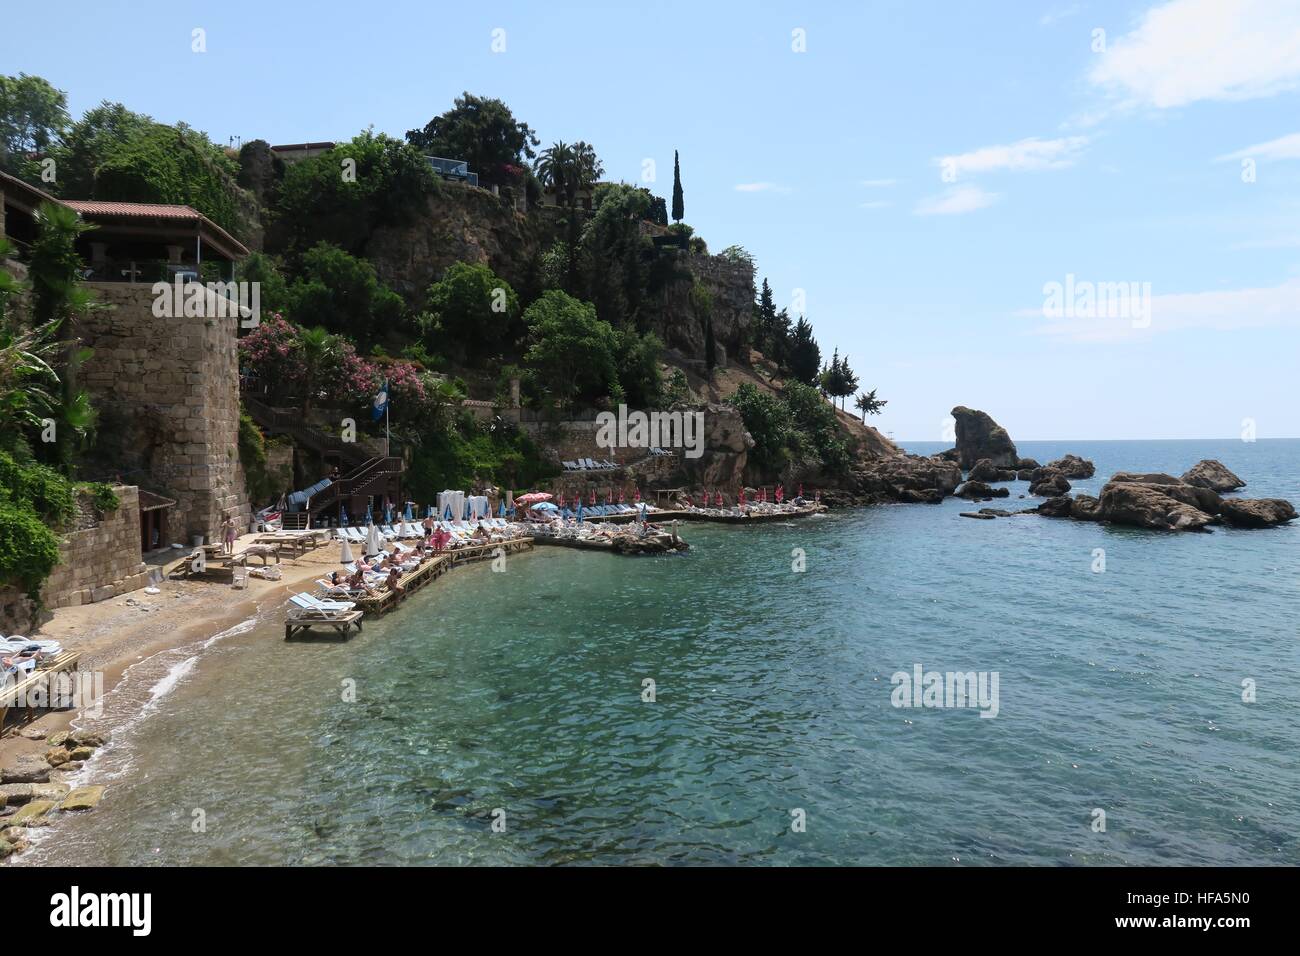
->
1040 4 1082 27
936 136 1088 177
914 185 1000 216
734 182 789 193
1022 278 1300 342
1215 132 1300 162
1088 0 1300 109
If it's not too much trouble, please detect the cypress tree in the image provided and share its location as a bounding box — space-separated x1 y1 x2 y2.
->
671 150 684 223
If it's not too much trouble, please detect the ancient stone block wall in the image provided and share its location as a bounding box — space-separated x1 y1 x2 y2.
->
77 283 249 541
41 486 149 609
646 252 755 368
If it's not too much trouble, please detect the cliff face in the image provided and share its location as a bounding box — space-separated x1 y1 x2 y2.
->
645 254 754 369
365 185 752 370
366 182 557 300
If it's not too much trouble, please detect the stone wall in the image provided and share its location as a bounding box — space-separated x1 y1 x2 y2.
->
77 282 249 541
41 486 149 610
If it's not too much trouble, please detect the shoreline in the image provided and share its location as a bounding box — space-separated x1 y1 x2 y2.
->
0 535 341 784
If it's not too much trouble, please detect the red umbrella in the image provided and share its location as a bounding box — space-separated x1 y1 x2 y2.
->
634 487 641 502
739 488 747 505
515 492 553 505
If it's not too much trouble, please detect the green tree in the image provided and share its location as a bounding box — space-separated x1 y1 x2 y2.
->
615 329 664 407
577 183 652 328
671 150 684 223
296 326 339 418
854 389 887 421
727 381 794 473
28 202 97 467
786 315 821 385
420 262 519 361
521 291 620 409
50 103 254 240
405 93 538 187
0 73 69 178
287 242 404 343
238 252 290 316
274 130 437 257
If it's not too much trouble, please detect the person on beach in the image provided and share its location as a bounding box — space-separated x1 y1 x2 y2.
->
385 567 402 592
347 568 373 595
221 513 236 554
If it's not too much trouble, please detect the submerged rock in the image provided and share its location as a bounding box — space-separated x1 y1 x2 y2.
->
1181 459 1246 492
1046 454 1096 479
951 406 1018 470
1218 498 1296 528
59 785 106 812
960 511 996 519
1036 496 1074 518
955 481 1011 500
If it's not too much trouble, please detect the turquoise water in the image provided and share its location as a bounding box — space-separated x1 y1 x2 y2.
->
20 440 1300 866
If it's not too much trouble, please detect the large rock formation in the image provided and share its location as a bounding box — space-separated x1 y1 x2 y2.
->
1181 459 1246 492
851 455 963 504
1046 454 1096 479
951 407 1018 470
1107 473 1221 513
1028 467 1071 497
1219 498 1297 528
1098 481 1217 531
678 402 754 490
969 459 1017 482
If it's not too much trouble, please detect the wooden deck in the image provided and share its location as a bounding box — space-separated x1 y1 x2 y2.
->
349 537 535 617
0 651 82 737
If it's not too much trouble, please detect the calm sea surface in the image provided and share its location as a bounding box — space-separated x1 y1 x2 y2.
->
19 440 1300 866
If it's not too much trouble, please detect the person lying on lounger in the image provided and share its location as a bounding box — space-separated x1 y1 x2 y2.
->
347 569 374 595
385 567 402 592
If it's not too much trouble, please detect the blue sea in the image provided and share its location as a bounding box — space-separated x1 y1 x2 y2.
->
18 440 1299 866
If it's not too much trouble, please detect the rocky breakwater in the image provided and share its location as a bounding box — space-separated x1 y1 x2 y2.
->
1032 460 1294 532
0 729 110 860
850 455 963 505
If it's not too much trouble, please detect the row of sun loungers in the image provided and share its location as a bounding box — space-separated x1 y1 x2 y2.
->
554 504 648 518
332 518 525 544
287 592 356 620
562 458 619 470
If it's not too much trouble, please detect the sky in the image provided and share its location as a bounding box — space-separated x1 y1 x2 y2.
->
3 0 1298 440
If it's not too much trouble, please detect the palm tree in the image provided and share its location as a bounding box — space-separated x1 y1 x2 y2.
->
296 326 339 418
534 141 574 203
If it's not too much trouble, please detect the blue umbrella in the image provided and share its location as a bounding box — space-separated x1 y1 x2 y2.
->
427 505 434 519
576 499 584 524
532 501 558 512
384 503 393 525
463 501 471 521
404 501 414 522
498 500 506 517
443 503 453 521
364 502 373 524
339 504 348 528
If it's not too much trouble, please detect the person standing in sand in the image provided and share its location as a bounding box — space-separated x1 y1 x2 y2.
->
222 513 237 554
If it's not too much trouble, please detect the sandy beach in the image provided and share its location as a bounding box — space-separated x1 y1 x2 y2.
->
0 534 341 775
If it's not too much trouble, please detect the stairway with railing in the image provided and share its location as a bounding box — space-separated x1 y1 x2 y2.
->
243 394 403 525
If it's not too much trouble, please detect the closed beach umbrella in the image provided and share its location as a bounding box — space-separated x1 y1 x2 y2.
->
443 502 453 521
339 537 354 563
366 522 382 557
339 504 348 527
577 499 584 523
404 501 414 522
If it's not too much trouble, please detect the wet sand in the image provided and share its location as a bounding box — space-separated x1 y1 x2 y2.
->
0 534 341 773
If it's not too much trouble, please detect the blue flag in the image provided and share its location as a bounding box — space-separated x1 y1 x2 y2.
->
371 379 389 422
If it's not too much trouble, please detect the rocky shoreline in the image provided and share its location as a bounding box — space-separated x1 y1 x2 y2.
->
0 728 109 859
834 406 1294 533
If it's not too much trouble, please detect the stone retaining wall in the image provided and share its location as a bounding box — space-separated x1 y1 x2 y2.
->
41 486 149 609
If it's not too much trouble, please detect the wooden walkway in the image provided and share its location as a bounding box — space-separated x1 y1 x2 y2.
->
350 537 535 617
0 651 82 737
